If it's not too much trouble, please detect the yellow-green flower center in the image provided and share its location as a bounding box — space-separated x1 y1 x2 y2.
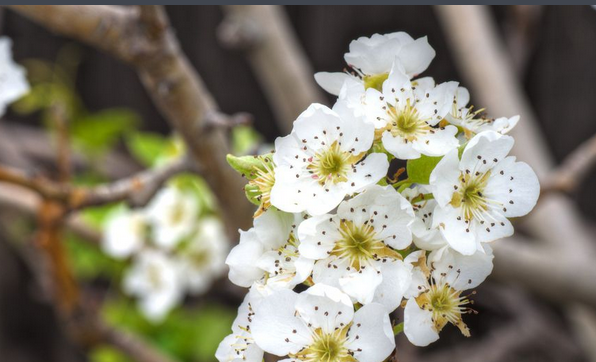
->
309 142 361 186
363 73 389 91
416 282 471 337
248 161 276 217
387 100 430 142
450 171 491 221
293 326 355 362
331 220 401 269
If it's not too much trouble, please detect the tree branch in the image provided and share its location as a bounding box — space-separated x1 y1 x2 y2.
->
8 5 254 232
219 5 325 134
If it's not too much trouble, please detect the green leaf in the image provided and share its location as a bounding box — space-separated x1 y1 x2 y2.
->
406 154 443 185
90 346 132 362
65 233 126 280
169 173 217 213
71 108 139 157
393 322 404 335
226 153 272 180
126 132 181 168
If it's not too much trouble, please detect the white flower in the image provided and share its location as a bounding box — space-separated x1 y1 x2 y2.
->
251 284 395 362
403 246 493 346
298 185 414 311
179 218 228 295
145 186 200 250
123 250 184 322
0 37 29 117
102 208 147 259
447 87 519 139
271 103 389 216
216 288 266 362
315 32 435 95
430 131 540 255
363 63 459 159
226 209 314 290
401 186 445 251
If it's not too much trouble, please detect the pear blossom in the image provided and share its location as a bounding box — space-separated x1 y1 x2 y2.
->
446 87 519 139
216 288 266 362
298 185 414 310
145 185 200 249
226 209 314 290
102 208 147 259
404 246 493 346
430 131 540 255
0 37 29 117
401 186 445 251
251 284 395 362
315 32 435 95
179 218 228 294
363 63 459 159
123 249 184 322
271 103 389 216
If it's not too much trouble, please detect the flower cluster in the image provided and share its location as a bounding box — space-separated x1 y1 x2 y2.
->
102 185 228 322
220 30 540 361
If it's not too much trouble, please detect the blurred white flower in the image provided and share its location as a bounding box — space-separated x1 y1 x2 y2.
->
315 32 435 95
430 131 540 255
271 103 389 215
0 37 29 117
251 284 395 362
404 246 493 346
179 217 228 295
226 209 313 291
102 209 147 259
363 63 459 159
146 186 200 250
123 249 184 322
298 185 414 311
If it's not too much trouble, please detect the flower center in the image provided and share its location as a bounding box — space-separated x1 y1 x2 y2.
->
363 72 389 91
450 171 491 221
248 161 276 217
294 327 355 362
416 281 471 337
332 220 401 270
309 142 357 186
387 100 430 141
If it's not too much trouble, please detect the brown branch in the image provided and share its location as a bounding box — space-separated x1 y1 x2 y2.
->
0 156 191 210
219 5 325 134
8 5 253 232
541 132 596 194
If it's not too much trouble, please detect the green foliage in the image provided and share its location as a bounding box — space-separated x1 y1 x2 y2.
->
71 109 139 156
126 132 183 168
90 346 132 362
102 298 235 362
406 154 444 185
170 173 217 214
65 233 126 280
231 125 262 155
226 153 272 180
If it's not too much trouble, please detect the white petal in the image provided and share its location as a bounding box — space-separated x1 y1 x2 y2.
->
314 72 352 96
254 208 294 249
346 153 390 193
347 303 395 362
226 229 265 287
312 256 350 289
252 289 312 356
298 214 341 260
429 245 493 290
430 149 460 206
413 125 459 157
432 205 478 255
339 265 382 305
296 284 354 333
460 131 514 174
398 36 435 77
373 259 413 312
381 132 421 160
486 156 540 218
404 299 439 347
0 37 30 117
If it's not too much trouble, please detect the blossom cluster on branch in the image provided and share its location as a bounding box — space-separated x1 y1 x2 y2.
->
219 31 540 361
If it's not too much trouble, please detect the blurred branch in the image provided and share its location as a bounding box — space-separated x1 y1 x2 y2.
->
219 5 325 134
8 5 253 232
541 132 596 195
0 156 191 210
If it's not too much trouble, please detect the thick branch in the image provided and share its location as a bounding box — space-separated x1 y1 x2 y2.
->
9 5 253 232
219 5 325 134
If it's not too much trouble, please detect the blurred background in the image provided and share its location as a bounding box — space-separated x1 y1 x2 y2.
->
1 5 596 362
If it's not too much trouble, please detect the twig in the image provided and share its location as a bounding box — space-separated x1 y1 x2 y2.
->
541 132 596 195
8 5 254 232
219 5 325 134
